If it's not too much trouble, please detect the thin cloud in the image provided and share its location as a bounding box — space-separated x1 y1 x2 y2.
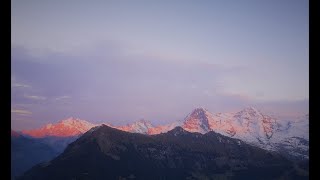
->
54 96 71 101
11 109 32 115
24 95 47 100
11 75 32 88
12 83 31 88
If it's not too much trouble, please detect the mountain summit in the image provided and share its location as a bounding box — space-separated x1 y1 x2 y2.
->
118 119 154 134
22 117 97 137
182 107 212 133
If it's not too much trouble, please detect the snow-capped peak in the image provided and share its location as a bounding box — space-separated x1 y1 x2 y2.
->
182 107 212 133
131 119 153 133
117 119 154 134
21 117 97 137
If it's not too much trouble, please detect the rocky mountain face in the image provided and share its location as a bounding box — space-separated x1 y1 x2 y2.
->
17 125 308 180
182 107 211 133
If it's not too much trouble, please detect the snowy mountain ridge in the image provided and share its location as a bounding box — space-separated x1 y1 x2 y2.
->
21 117 97 137
18 107 308 159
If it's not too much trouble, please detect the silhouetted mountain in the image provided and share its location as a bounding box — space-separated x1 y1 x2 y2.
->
18 125 308 180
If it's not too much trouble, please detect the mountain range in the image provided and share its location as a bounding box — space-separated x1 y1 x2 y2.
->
18 107 309 159
12 107 309 178
17 125 308 180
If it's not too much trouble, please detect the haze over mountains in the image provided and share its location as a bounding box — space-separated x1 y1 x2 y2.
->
12 107 309 179
11 130 77 179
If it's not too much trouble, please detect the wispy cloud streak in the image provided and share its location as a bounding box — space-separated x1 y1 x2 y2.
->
54 96 71 101
11 109 32 115
12 83 31 88
24 95 47 100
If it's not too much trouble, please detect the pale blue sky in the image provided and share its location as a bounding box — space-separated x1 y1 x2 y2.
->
11 0 308 130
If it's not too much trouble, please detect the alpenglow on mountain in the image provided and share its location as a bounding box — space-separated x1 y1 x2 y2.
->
18 107 309 160
21 117 97 137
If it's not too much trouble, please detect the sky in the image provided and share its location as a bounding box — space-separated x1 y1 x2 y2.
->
11 0 309 130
